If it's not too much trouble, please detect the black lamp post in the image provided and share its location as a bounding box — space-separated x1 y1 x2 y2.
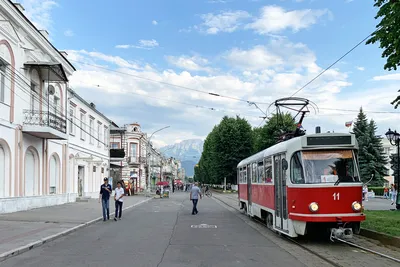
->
385 128 400 210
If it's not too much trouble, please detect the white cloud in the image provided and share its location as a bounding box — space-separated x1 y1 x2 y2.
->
225 46 283 71
115 45 131 49
65 38 400 146
64 29 74 37
199 10 251 34
356 66 365 71
190 5 331 36
115 39 159 50
19 0 58 31
372 73 400 81
152 20 158 25
139 39 159 48
165 55 213 72
246 5 330 34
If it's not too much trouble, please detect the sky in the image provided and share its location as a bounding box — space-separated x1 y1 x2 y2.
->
19 0 400 148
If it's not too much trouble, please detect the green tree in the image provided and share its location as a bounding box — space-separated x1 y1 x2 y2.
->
196 116 253 185
366 0 400 71
353 108 388 185
366 1 400 108
254 112 297 153
367 120 388 186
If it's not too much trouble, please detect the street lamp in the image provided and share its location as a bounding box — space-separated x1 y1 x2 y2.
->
146 126 170 197
385 128 400 210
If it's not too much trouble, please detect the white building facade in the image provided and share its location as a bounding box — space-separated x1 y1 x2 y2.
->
67 88 111 198
0 1 75 213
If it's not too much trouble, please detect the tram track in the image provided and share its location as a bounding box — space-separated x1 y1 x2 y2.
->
212 192 400 267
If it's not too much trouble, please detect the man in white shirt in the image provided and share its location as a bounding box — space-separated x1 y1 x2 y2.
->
114 181 124 221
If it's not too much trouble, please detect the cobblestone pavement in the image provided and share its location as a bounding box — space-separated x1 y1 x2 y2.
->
213 192 400 267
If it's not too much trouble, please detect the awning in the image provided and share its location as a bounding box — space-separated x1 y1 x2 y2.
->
24 61 68 82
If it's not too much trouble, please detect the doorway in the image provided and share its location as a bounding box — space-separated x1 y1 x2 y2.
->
78 166 84 197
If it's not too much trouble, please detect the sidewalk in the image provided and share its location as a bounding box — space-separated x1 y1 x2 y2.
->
0 195 152 262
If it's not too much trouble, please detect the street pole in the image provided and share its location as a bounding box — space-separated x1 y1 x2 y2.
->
397 140 399 210
385 128 400 210
146 126 170 197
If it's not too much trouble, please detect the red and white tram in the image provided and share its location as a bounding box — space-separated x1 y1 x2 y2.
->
237 131 365 239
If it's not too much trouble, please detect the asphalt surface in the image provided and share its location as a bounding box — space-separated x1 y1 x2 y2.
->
2 192 306 267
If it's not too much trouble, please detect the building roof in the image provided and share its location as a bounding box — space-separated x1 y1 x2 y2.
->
9 1 76 71
68 88 112 123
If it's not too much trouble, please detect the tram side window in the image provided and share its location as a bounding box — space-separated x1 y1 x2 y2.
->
291 152 305 184
243 167 247 183
258 162 264 183
238 168 242 183
264 157 273 183
252 163 257 183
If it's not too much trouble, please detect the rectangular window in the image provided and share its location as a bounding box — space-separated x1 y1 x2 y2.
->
130 143 137 162
264 157 272 183
89 119 94 144
98 123 102 147
80 113 85 140
111 142 119 149
104 126 108 148
0 64 5 103
30 82 36 111
69 107 74 135
252 163 257 183
258 161 264 183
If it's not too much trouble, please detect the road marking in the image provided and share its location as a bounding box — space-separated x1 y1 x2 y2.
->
191 224 217 229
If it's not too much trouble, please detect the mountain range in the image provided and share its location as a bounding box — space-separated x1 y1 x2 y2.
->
159 139 204 177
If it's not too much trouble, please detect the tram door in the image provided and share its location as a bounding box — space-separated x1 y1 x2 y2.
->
246 164 252 215
274 153 288 232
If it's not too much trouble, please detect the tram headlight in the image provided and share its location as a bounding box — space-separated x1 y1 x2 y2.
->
308 202 319 213
352 201 362 212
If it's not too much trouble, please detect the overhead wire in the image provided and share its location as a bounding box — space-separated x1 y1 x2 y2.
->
90 83 263 119
1 65 109 146
69 59 270 105
268 28 383 117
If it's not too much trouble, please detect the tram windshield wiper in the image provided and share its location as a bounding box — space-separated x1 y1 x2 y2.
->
334 177 342 186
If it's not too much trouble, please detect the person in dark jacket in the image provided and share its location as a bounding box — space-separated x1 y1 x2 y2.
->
99 177 112 221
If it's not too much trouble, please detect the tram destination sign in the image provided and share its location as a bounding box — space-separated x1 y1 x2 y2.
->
307 135 352 146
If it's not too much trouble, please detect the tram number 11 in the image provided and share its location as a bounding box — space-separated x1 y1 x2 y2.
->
333 192 340 200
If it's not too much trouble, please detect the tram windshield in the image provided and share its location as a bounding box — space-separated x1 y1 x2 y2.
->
291 150 360 184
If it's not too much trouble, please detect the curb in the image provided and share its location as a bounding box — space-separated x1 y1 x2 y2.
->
359 228 400 248
0 197 152 263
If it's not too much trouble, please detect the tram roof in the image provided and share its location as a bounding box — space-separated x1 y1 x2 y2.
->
237 132 356 168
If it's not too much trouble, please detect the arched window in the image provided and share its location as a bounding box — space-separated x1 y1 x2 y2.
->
49 154 59 194
0 145 6 197
25 150 36 196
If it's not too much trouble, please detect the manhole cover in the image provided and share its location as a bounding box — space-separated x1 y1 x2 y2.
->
191 224 217 229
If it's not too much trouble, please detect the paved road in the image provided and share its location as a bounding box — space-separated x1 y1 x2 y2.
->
2 192 308 267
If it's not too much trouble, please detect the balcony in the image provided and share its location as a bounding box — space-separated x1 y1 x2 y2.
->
128 156 147 165
22 110 67 139
110 149 125 159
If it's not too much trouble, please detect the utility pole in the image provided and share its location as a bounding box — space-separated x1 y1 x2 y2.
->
146 126 170 197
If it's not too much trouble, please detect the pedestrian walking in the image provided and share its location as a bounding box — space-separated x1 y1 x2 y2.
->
114 181 124 221
99 177 112 221
190 182 202 215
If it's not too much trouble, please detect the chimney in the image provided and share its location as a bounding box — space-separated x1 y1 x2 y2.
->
315 126 321 134
39 30 49 40
59 51 68 58
14 3 25 12
90 102 96 109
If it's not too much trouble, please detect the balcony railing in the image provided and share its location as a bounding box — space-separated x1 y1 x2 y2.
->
23 110 67 138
